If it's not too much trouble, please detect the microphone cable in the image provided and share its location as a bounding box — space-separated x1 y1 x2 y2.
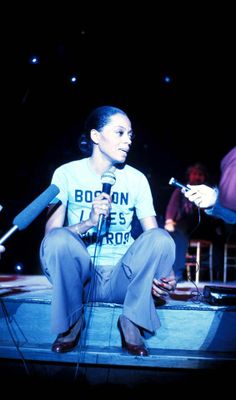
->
74 168 116 379
86 167 116 308
73 225 107 381
0 297 31 377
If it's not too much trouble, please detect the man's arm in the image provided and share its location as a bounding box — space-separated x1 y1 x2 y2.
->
205 197 236 224
219 146 236 211
183 184 236 224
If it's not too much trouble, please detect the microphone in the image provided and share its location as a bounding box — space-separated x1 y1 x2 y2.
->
169 177 190 191
97 168 116 238
0 184 59 245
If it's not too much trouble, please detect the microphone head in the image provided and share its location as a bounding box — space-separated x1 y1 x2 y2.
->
101 168 116 195
13 184 60 230
101 169 116 186
169 177 189 191
169 177 176 186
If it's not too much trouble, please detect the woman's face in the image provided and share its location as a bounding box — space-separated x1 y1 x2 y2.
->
94 113 134 164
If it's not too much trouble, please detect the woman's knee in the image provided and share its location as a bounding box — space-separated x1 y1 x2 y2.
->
41 228 72 255
143 228 176 253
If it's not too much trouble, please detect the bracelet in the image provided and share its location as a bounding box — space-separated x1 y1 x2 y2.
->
165 219 176 225
75 224 85 237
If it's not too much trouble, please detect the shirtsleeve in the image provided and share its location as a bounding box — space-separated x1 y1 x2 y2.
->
134 173 156 220
50 167 69 206
205 195 236 224
219 146 236 211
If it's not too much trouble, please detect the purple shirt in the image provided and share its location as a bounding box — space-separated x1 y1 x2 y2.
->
219 146 236 211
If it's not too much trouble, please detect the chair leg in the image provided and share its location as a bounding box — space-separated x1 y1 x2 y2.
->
223 244 227 283
195 242 200 284
209 243 213 282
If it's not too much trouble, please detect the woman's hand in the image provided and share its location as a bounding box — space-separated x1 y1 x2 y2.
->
89 192 112 226
152 274 177 298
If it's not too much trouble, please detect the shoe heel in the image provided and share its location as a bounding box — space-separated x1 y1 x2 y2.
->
117 316 149 356
117 318 126 348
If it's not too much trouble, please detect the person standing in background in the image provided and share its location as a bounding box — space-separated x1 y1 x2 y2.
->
164 163 225 281
183 147 236 223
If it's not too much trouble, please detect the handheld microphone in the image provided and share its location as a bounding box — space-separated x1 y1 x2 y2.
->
97 168 116 238
0 184 60 245
169 177 190 191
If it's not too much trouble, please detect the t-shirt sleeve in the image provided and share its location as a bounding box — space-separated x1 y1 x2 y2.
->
134 173 156 219
50 167 68 206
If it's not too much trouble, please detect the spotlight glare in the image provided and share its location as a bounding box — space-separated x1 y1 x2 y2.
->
163 75 171 84
70 75 78 84
29 56 39 64
14 262 24 273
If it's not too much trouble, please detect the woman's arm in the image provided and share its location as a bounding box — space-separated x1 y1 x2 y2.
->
139 215 158 231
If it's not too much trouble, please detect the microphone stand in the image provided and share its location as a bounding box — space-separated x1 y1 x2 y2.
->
0 226 18 245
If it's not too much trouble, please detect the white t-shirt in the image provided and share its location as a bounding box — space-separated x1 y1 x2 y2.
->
50 158 156 268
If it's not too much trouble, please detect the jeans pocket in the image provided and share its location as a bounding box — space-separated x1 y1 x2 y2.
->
122 263 133 280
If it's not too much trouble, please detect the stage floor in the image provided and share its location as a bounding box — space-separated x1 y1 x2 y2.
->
0 273 236 300
1 274 236 389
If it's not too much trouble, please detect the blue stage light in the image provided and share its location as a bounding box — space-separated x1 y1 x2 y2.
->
14 262 24 273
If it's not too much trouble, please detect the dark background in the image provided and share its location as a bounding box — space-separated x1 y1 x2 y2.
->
0 5 235 274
